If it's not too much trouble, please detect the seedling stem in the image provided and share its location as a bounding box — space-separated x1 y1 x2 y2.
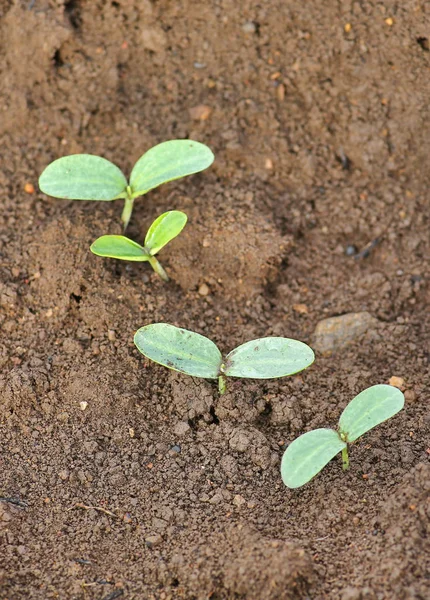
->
147 255 169 282
341 446 349 470
121 189 135 230
218 374 227 395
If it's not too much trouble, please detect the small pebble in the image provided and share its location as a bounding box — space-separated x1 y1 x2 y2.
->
174 421 191 436
404 390 416 403
277 84 285 101
233 494 246 508
107 330 116 341
145 535 162 548
292 303 308 315
345 245 357 256
79 401 88 411
388 376 405 390
198 283 210 296
242 21 257 33
341 586 362 600
189 105 212 120
170 444 181 453
344 23 352 33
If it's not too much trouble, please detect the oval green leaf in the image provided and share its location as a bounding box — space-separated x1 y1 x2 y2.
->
129 140 214 197
39 154 128 201
134 323 222 379
281 429 346 489
339 384 405 443
90 235 149 261
223 337 315 379
144 211 187 255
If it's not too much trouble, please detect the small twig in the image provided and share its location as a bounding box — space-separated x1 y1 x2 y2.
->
354 219 393 261
0 497 28 509
74 558 92 565
354 236 381 260
336 147 351 171
82 579 114 588
69 502 118 518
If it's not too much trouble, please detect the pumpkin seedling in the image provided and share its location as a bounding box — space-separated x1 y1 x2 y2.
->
90 210 187 282
39 139 214 230
281 384 405 489
134 323 315 394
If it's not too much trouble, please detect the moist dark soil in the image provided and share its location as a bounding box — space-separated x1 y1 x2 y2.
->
1 1 429 599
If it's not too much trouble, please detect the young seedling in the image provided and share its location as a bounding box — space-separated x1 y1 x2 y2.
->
90 210 187 282
134 323 315 394
281 384 405 489
38 140 214 230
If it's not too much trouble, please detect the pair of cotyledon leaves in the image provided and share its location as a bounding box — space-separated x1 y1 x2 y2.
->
38 140 214 202
134 323 315 380
90 210 187 261
281 384 405 488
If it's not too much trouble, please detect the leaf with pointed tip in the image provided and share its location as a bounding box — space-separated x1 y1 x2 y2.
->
90 235 149 261
39 154 128 200
134 323 222 379
223 337 314 379
339 384 405 443
129 140 214 198
281 429 346 489
144 211 187 255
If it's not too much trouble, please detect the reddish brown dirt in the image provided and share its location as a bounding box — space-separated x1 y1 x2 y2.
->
1 1 429 599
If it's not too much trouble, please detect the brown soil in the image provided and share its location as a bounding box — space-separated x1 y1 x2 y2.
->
1 1 429 598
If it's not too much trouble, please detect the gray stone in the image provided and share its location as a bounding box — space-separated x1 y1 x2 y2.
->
173 421 191 437
145 534 163 548
312 312 379 354
341 587 362 600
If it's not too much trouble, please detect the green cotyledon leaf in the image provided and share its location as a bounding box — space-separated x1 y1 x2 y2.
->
223 337 315 379
281 429 346 489
90 235 149 261
129 140 214 198
339 384 405 443
134 323 222 379
39 154 128 200
144 211 187 255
